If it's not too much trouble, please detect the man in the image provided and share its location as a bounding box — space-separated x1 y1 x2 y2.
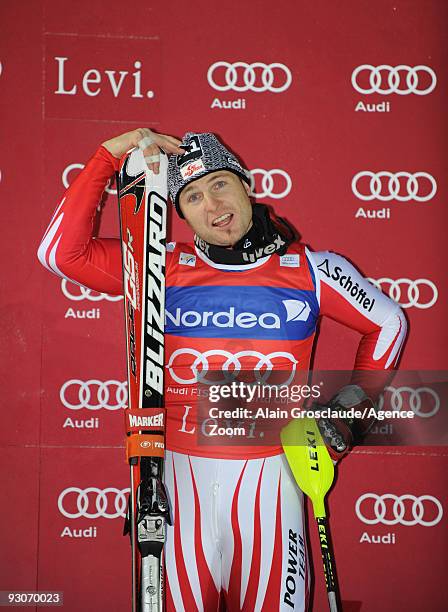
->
38 128 407 611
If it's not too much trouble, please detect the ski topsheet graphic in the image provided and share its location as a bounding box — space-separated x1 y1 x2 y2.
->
118 148 170 612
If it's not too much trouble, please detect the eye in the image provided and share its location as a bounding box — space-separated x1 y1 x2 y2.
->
188 192 202 204
213 180 227 190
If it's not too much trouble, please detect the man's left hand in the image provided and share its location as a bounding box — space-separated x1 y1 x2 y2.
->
313 385 375 462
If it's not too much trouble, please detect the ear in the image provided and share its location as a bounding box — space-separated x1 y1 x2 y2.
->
243 180 251 195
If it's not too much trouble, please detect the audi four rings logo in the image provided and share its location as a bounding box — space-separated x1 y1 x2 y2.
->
368 278 438 309
61 278 123 302
355 493 443 527
60 380 127 410
249 169 292 199
351 65 437 95
207 62 292 92
58 487 129 519
167 348 297 385
378 386 440 418
352 171 437 202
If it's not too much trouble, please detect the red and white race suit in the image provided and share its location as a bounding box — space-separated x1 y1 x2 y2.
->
38 147 407 611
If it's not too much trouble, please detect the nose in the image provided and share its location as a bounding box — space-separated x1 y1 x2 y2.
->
203 192 222 213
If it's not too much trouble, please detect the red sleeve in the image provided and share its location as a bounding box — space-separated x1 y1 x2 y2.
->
306 248 408 398
37 146 124 295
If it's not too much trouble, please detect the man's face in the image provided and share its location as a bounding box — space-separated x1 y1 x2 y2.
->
178 171 253 247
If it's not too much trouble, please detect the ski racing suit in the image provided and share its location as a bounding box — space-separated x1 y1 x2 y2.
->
38 146 407 611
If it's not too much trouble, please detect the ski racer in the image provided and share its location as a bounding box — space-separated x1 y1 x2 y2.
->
38 128 407 611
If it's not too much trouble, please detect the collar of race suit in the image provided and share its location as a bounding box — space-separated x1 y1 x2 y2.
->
193 204 296 265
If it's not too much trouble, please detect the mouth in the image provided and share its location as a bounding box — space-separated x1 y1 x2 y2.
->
212 212 234 228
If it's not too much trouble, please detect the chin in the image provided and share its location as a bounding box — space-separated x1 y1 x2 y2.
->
213 231 243 248
212 238 233 247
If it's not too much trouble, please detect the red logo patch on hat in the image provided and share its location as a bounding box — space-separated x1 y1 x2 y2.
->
180 159 206 179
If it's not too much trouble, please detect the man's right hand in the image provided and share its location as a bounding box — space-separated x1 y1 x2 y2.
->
102 128 184 174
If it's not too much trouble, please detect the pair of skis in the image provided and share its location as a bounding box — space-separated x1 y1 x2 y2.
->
117 148 170 611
